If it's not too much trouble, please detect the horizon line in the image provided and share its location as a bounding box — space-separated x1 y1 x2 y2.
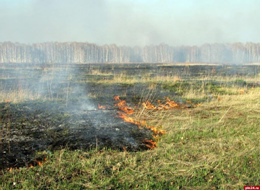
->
0 41 260 47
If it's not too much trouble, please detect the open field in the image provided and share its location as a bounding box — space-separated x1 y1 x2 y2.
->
0 63 260 189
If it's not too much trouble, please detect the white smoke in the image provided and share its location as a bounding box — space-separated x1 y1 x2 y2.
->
0 0 259 46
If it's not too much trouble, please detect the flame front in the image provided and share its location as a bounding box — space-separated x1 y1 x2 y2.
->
114 96 167 149
114 97 134 114
142 97 180 111
103 96 196 150
143 139 157 149
98 104 107 110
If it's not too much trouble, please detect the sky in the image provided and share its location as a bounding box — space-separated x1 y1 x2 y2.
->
0 0 260 46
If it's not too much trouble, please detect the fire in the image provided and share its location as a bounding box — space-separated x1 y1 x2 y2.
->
118 112 147 127
28 157 47 168
98 104 107 110
112 96 197 150
142 97 180 111
146 126 166 135
165 98 179 108
114 96 134 114
142 101 156 110
143 139 157 149
36 160 43 167
114 95 120 101
118 112 139 125
114 96 167 149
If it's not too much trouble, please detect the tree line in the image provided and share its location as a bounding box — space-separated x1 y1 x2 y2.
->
0 42 259 64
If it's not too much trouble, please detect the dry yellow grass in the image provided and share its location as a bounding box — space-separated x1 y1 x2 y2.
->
0 90 41 103
0 65 259 189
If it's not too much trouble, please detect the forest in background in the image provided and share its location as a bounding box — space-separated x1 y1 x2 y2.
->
0 42 259 64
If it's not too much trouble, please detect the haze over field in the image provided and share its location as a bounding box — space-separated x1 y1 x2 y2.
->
0 0 260 46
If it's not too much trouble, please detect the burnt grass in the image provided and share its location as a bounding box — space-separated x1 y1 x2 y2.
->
0 100 154 169
0 63 260 170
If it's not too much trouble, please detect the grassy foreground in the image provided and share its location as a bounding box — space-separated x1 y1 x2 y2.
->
0 90 259 189
0 68 260 189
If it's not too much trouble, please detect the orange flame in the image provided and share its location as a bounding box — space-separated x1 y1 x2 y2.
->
114 96 166 147
28 157 47 168
142 97 180 111
114 95 120 101
142 101 156 110
114 97 134 114
165 99 179 108
103 96 198 150
143 139 157 149
146 126 166 135
118 112 137 125
98 104 107 110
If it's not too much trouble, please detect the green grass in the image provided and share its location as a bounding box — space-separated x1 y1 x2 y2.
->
1 89 259 189
0 69 260 190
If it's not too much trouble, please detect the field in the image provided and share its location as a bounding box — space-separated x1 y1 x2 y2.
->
0 63 260 189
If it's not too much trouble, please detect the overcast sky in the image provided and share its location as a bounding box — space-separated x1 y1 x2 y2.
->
0 0 260 46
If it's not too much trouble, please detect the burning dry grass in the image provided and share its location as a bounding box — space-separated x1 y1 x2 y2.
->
113 95 162 149
1 85 259 189
0 64 259 189
0 87 259 189
111 95 201 149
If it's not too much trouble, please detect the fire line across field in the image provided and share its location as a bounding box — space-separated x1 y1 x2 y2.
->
0 100 154 169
